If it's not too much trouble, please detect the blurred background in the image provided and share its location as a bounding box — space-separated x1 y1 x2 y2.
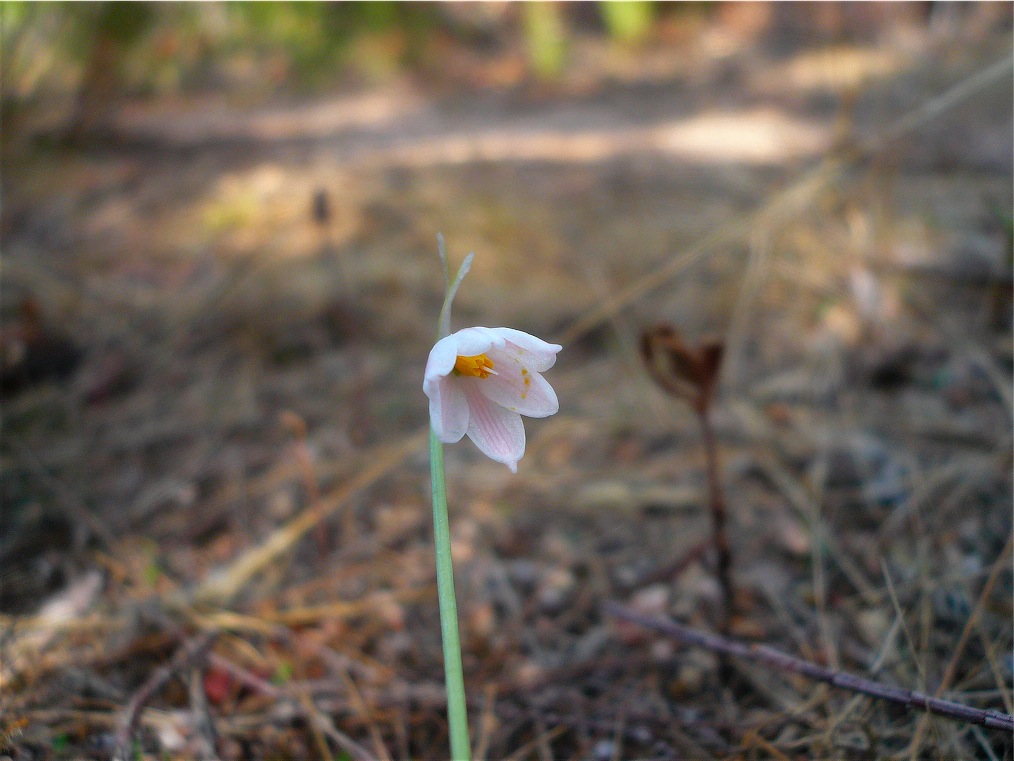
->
2 3 1012 759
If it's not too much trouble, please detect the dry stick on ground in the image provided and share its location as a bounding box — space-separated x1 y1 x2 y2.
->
631 537 711 589
113 630 220 761
188 668 221 761
603 601 1014 734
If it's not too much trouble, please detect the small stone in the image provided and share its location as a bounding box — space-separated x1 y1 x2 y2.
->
630 584 669 616
650 639 675 661
506 559 540 591
536 567 576 613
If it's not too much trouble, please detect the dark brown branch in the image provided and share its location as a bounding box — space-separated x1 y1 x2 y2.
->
113 631 220 760
603 602 1014 734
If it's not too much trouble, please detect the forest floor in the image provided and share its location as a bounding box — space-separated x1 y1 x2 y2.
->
2 12 1012 761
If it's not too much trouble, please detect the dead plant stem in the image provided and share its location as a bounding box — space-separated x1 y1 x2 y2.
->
696 407 734 636
293 439 326 560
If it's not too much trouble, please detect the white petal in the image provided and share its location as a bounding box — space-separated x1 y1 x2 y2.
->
428 376 469 443
487 327 561 372
424 334 461 391
480 348 559 418
461 381 525 473
448 326 502 357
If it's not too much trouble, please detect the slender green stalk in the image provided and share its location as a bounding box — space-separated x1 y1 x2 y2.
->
429 427 471 760
429 235 473 758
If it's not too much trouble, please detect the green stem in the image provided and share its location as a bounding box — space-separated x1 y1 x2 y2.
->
429 428 471 760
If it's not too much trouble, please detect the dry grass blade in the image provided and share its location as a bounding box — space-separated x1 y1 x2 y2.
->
338 668 394 761
473 685 499 761
296 690 338 761
906 532 1014 756
263 586 436 627
741 728 795 761
502 724 569 761
297 691 374 761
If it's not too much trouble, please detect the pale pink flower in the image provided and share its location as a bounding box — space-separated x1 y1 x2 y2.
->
424 327 561 473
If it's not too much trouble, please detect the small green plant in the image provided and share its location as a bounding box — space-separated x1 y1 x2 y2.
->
424 235 562 758
51 732 70 752
271 659 293 685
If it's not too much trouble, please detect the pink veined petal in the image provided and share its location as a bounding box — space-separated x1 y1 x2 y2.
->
487 327 561 372
429 376 470 443
479 347 559 418
461 381 525 473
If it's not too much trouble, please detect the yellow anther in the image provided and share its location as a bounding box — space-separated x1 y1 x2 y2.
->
454 353 494 379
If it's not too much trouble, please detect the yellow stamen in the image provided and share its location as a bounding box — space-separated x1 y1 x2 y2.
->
454 353 494 379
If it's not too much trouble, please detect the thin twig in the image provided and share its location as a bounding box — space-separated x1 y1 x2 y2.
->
631 537 711 589
295 690 375 761
12 440 118 551
603 602 1014 734
338 667 394 761
113 631 220 760
208 652 373 761
295 690 337 761
188 668 221 761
